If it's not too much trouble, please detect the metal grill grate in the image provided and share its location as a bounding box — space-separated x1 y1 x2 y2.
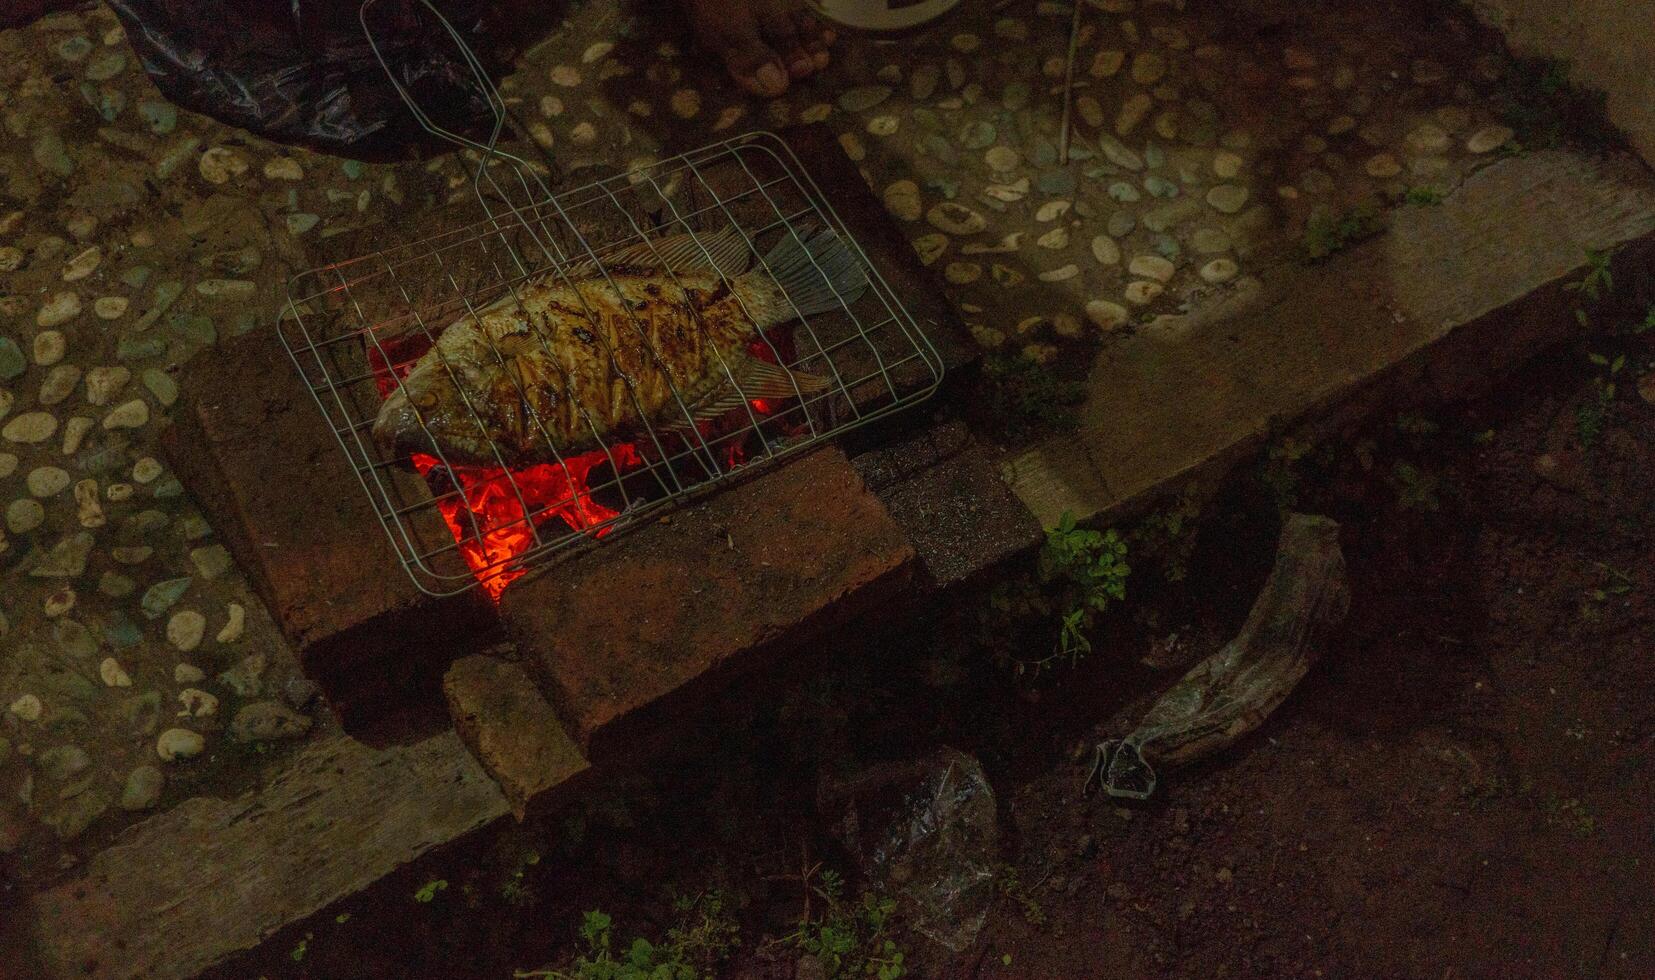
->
282 132 944 597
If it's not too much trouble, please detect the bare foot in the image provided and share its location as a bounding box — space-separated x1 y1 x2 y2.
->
678 0 837 97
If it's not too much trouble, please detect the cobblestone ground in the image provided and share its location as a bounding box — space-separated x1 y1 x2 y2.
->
1 0 1531 868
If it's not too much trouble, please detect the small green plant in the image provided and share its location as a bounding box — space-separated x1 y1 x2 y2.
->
1540 794 1597 838
1129 488 1204 584
982 512 1131 676
1302 204 1384 261
1390 462 1441 512
1565 248 1614 304
520 894 739 980
498 846 542 907
291 933 312 963
982 353 1086 442
1259 437 1314 510
1404 186 1444 206
1580 562 1635 621
777 869 907 980
1634 305 1655 335
413 879 449 904
1576 351 1625 447
996 866 1047 926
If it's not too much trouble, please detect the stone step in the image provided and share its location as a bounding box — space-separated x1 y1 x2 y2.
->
1003 148 1655 528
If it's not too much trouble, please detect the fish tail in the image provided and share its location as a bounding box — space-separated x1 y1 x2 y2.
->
753 226 870 320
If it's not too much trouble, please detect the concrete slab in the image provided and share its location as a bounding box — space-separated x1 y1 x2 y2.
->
1003 149 1655 527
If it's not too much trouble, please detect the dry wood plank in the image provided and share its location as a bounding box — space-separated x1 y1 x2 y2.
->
1003 149 1655 527
23 734 510 980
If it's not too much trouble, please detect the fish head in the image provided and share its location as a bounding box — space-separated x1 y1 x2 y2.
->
372 319 515 467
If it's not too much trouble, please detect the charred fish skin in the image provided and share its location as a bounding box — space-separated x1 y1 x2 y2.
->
372 226 869 467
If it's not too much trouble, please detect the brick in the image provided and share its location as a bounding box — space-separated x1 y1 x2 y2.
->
162 326 493 681
443 655 591 818
500 447 915 760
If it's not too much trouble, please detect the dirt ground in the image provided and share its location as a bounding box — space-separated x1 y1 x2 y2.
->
221 275 1655 980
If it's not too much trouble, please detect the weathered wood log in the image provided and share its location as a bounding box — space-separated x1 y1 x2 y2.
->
1096 513 1348 798
23 734 510 979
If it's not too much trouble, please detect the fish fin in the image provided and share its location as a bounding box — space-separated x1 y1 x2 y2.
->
755 225 870 319
596 225 752 278
659 355 832 432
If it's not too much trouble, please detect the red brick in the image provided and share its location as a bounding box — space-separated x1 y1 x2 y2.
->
163 327 493 689
499 447 915 760
443 654 591 818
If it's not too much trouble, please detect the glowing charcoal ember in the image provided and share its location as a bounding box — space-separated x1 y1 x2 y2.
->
366 326 795 600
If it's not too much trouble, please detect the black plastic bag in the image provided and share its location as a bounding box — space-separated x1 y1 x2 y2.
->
106 0 548 160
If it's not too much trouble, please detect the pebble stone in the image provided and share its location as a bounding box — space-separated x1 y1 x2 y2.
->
62 416 93 456
1091 235 1121 265
1200 258 1240 283
1128 255 1176 282
28 466 70 497
7 498 45 533
927 203 987 235
33 331 66 366
217 603 247 644
175 663 206 684
4 412 58 444
198 147 249 184
156 728 204 762
10 692 44 720
119 765 164 811
85 366 130 406
61 245 100 281
0 339 23 381
178 688 219 718
37 292 81 327
1125 281 1165 305
102 398 149 430
882 181 923 221
167 610 207 652
99 657 133 687
1086 300 1130 331
669 89 702 119
1206 184 1249 214
39 364 81 406
1466 125 1514 154
132 456 163 483
263 157 304 181
1365 154 1403 178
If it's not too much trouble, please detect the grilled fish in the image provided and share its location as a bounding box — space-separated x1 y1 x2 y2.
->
372 225 868 466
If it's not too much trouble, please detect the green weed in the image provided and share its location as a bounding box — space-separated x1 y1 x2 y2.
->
1576 351 1625 448
982 353 1086 442
1390 462 1441 512
1302 205 1384 261
986 512 1130 676
1129 488 1205 584
413 879 449 904
1403 186 1444 206
519 893 740 980
777 870 907 980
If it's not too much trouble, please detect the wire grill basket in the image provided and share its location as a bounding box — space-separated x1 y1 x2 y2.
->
280 2 943 598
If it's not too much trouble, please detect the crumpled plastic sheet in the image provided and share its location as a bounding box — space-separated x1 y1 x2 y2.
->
828 747 999 953
105 0 521 159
